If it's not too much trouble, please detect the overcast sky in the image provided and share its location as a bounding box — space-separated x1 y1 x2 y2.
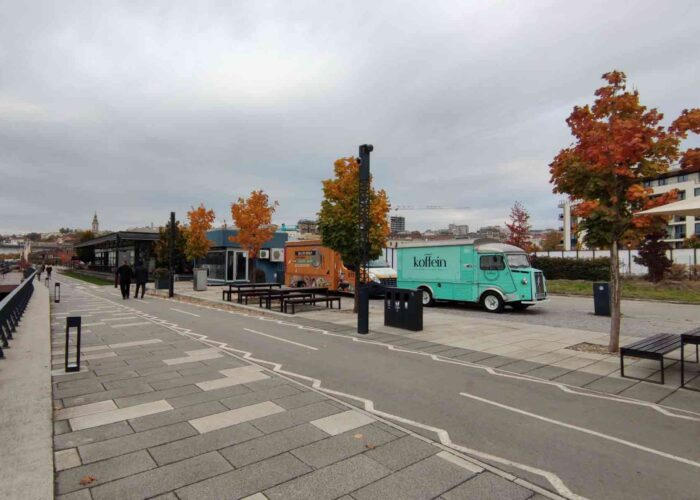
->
1 0 698 234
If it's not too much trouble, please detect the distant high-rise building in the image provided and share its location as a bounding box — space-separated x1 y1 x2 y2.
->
448 224 469 236
390 216 406 233
92 212 99 234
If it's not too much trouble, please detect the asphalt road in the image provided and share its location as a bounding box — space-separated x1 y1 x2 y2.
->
62 278 700 500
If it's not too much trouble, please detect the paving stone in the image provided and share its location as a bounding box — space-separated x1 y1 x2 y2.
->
176 453 311 500
419 344 465 354
70 400 173 431
251 401 343 434
272 389 328 410
455 351 498 363
310 410 375 436
371 420 407 438
364 435 439 471
618 381 678 403
94 370 140 384
148 371 225 391
432 348 473 358
552 370 603 387
189 401 285 433
242 376 290 391
55 400 117 421
265 454 390 500
221 423 328 467
55 448 82 471
219 384 300 411
476 355 518 368
54 419 71 436
655 386 700 413
441 472 532 500
166 382 254 409
62 383 154 408
91 451 232 500
55 421 133 450
498 360 544 374
129 400 228 432
101 377 157 391
582 375 638 394
56 450 156 495
174 363 229 377
291 423 396 468
55 377 105 392
113 384 201 408
78 422 197 463
352 453 476 500
57 489 92 500
525 365 572 380
149 422 262 465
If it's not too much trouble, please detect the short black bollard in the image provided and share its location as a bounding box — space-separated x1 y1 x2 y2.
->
65 316 82 372
54 282 61 303
593 282 611 316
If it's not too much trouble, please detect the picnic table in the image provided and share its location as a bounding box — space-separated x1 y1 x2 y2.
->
257 287 329 311
221 282 282 302
681 328 700 390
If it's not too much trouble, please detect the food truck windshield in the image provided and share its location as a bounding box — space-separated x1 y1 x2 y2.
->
368 258 390 268
506 253 530 269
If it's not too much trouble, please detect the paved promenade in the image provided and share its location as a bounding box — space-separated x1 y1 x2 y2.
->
51 281 544 499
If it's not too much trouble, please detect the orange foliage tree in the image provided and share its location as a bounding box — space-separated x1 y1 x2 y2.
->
317 157 391 312
230 190 278 283
550 71 700 351
505 201 532 252
185 204 216 266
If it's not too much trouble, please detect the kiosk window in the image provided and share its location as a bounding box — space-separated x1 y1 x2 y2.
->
480 255 505 271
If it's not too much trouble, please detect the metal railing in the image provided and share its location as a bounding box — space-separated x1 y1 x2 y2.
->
0 269 36 358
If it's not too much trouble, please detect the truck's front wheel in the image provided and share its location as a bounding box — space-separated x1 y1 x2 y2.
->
420 288 435 307
481 292 505 313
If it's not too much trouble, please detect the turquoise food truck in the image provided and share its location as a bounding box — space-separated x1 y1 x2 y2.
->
396 239 547 312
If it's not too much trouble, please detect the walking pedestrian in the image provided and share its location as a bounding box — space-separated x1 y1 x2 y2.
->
37 264 45 281
117 260 133 299
134 261 148 299
47 265 53 280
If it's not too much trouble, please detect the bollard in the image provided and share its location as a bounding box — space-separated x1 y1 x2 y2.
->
65 316 82 372
54 282 61 303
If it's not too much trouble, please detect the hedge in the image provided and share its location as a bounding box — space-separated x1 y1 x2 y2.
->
529 256 610 281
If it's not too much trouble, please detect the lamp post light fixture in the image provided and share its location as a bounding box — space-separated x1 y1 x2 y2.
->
357 144 373 335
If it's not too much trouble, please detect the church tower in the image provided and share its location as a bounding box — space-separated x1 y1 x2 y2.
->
92 212 99 234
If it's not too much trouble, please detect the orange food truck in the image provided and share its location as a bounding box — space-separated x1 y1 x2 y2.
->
284 240 397 293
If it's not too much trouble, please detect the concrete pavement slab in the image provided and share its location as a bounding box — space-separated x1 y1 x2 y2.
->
310 410 375 435
55 421 133 450
364 435 440 471
175 453 311 500
128 400 228 432
56 450 156 495
440 471 533 500
90 451 232 500
188 401 285 433
70 400 173 431
250 400 343 434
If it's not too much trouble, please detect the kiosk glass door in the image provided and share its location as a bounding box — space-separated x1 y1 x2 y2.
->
226 250 249 281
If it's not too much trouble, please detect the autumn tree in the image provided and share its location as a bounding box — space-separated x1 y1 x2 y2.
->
550 70 700 352
185 204 216 266
155 218 189 273
317 157 391 312
683 235 700 249
541 230 563 251
230 190 278 283
505 202 532 251
634 230 672 282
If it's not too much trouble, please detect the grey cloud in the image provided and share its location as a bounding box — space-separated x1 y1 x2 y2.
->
1 0 699 233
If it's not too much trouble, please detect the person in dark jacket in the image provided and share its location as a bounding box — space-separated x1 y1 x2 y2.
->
134 261 148 299
117 260 134 299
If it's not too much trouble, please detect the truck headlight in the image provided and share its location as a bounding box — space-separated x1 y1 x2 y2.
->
521 278 528 285
369 272 380 283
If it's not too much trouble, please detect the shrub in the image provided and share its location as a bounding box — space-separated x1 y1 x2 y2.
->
690 265 700 281
666 263 688 281
153 267 169 279
529 256 611 281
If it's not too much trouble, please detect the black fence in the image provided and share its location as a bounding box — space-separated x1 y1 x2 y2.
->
384 288 423 331
0 269 36 358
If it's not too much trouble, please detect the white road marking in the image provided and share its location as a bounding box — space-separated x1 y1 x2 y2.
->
243 328 318 351
170 308 200 317
110 321 152 329
459 391 700 470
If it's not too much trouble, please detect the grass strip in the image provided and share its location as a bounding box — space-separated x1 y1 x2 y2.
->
60 270 114 286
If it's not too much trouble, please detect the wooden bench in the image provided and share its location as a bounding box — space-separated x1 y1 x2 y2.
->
620 333 681 384
284 296 341 314
681 328 700 390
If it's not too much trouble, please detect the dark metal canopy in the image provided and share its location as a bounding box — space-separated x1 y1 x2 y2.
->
74 231 160 249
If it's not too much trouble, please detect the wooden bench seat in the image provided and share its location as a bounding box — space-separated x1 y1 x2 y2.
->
620 333 681 384
284 296 341 314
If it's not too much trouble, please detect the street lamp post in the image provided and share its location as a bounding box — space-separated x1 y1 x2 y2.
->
169 211 175 298
357 144 373 334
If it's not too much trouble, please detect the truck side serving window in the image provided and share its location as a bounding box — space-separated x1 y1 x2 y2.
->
479 255 505 271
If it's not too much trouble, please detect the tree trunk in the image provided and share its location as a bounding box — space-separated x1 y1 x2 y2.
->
353 269 360 313
250 257 257 284
609 240 621 353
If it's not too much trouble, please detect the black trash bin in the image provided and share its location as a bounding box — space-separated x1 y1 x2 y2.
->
593 282 611 316
384 288 423 331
